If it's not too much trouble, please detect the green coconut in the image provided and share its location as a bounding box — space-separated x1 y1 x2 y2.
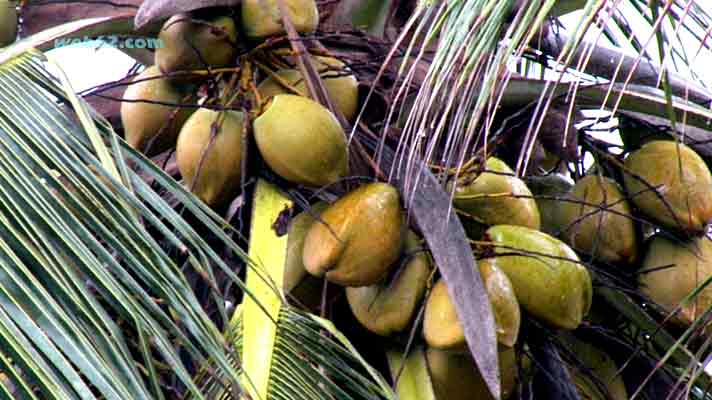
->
525 173 574 235
155 14 237 78
624 140 712 234
257 56 359 121
0 1 17 47
451 157 540 238
302 183 405 286
346 231 432 336
639 234 712 326
561 334 628 400
558 175 638 264
283 202 329 310
481 225 593 330
242 0 319 39
285 203 328 291
120 66 193 156
423 263 520 349
426 346 519 400
253 94 348 187
175 109 244 207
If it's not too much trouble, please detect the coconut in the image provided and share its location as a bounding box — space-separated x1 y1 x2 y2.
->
253 94 348 187
525 173 574 235
561 335 628 400
257 56 359 121
0 1 17 47
302 183 404 286
639 234 712 326
481 225 592 330
175 109 244 207
285 203 328 292
451 157 540 238
423 263 520 349
426 347 519 400
558 175 638 264
624 140 712 234
155 14 237 78
284 202 329 310
346 231 432 336
120 66 193 156
241 0 319 39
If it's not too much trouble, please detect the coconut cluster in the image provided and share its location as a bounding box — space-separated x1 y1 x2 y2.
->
428 148 697 399
114 3 712 399
278 156 593 399
119 1 358 207
544 140 712 333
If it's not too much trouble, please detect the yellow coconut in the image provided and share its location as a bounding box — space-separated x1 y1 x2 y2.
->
253 94 348 187
451 157 540 237
175 109 244 207
257 57 359 121
482 225 592 330
120 66 193 156
426 347 519 400
423 263 520 349
155 14 237 77
241 0 319 39
346 231 433 336
559 175 638 264
639 234 712 326
624 140 712 234
0 1 17 47
302 183 404 286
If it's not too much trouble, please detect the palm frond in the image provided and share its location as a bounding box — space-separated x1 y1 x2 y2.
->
0 49 250 399
381 0 583 182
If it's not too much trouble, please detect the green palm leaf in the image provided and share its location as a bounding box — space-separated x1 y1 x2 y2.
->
0 15 402 399
0 48 252 399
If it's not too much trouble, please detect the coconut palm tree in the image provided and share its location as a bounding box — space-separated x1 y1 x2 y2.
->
2 0 712 399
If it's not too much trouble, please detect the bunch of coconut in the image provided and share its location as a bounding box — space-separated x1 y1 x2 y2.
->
436 142 712 398
540 139 712 331
113 2 712 397
120 1 358 208
284 153 601 399
282 178 525 399
619 141 712 331
526 138 712 397
420 156 597 399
